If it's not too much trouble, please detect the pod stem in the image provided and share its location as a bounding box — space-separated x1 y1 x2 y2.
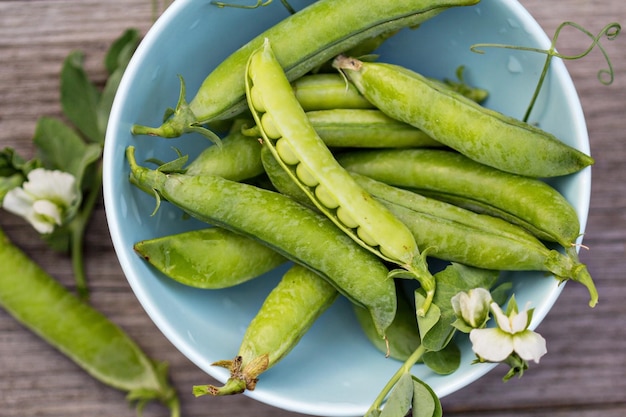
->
566 246 598 308
390 249 435 316
548 247 598 308
367 344 427 414
130 75 222 146
193 354 270 397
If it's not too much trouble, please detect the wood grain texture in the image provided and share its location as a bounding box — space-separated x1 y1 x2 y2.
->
1 1 625 416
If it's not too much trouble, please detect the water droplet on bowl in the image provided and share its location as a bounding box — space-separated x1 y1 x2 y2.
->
507 55 523 73
507 18 520 29
151 65 161 81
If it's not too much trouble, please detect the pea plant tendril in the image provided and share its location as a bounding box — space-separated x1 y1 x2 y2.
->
470 21 621 122
211 0 296 14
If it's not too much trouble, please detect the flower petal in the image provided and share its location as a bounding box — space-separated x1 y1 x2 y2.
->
23 168 77 205
490 302 513 334
33 200 63 225
513 330 547 363
2 187 35 216
509 307 531 333
470 328 514 362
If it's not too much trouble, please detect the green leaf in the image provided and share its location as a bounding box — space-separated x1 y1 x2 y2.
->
380 373 414 417
0 147 41 177
99 30 140 137
104 28 140 75
33 117 102 188
422 341 461 375
415 292 441 342
60 51 102 143
0 174 25 203
412 376 442 417
418 263 499 352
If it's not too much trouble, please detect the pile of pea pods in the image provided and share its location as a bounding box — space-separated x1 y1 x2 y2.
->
127 0 597 399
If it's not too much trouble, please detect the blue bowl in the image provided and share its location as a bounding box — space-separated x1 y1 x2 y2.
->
103 0 590 415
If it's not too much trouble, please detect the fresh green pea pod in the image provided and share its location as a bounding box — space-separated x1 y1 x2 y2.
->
291 73 374 110
338 148 582 248
0 227 180 416
334 56 594 177
353 285 421 362
131 0 480 139
193 263 339 396
185 118 264 181
127 146 396 337
244 108 443 148
134 227 287 289
306 109 443 148
352 174 598 307
246 39 435 315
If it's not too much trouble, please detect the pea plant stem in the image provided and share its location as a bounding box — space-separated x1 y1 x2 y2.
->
70 162 102 300
367 344 427 414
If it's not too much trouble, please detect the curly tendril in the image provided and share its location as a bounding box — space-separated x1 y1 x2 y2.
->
210 0 296 14
470 21 621 122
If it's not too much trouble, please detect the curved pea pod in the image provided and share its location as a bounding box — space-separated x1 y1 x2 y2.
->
246 39 435 315
352 174 598 307
244 108 443 149
131 0 480 139
134 228 287 289
334 57 594 177
307 109 443 148
353 286 421 362
193 264 339 396
126 146 396 337
185 119 264 181
0 227 180 416
291 73 374 110
337 148 581 248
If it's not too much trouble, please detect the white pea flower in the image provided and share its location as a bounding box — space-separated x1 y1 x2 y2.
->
469 298 547 365
2 168 78 234
451 288 492 332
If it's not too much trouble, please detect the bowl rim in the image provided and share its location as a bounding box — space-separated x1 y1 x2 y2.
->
103 0 591 415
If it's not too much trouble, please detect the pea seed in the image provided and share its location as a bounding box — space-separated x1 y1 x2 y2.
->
295 163 319 188
260 112 281 140
314 184 339 209
249 85 265 112
337 206 359 229
275 138 299 165
357 226 379 247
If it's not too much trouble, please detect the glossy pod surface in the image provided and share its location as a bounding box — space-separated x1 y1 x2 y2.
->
126 146 396 337
335 58 594 177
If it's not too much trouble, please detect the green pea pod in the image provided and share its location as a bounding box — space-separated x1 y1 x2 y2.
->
246 39 435 315
0 227 180 416
127 146 396 337
193 264 339 396
337 148 581 247
334 57 594 177
134 227 287 289
291 73 374 110
131 0 480 139
306 109 443 149
352 175 598 307
185 118 264 181
353 285 421 362
244 108 443 149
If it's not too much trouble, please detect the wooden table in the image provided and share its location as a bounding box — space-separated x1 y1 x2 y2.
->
1 1 625 416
